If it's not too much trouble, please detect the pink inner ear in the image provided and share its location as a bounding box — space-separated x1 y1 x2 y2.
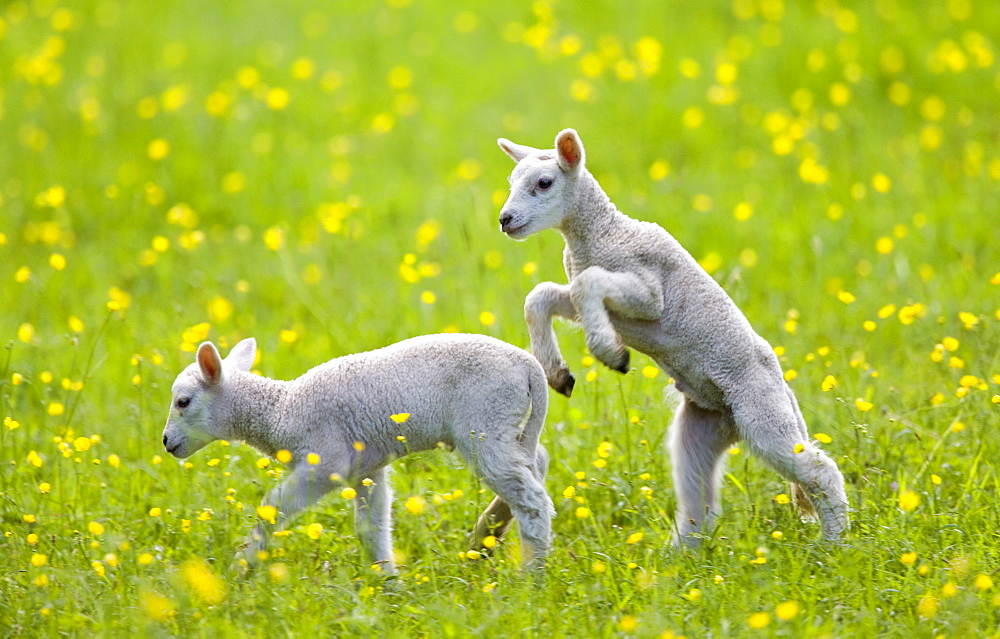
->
198 345 222 384
558 136 579 166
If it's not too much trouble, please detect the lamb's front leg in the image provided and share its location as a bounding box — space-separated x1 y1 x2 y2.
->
354 466 397 574
524 281 578 397
570 267 663 373
241 466 338 565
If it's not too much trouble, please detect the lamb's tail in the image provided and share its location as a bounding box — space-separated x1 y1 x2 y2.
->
520 359 549 456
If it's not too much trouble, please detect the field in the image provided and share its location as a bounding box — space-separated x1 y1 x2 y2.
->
2 0 999 636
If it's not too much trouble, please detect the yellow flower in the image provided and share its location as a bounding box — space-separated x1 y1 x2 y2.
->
149 507 162 517
976 574 994 591
482 535 497 549
814 432 832 444
748 612 770 629
898 490 920 511
901 552 917 565
575 506 591 519
268 563 291 583
141 592 175 621
27 451 43 467
48 403 65 417
649 160 671 181
641 365 659 378
837 290 856 304
958 311 978 329
88 521 105 535
181 559 227 605
405 495 426 515
341 487 357 500
627 531 644 544
306 523 323 540
917 594 939 618
793 443 805 454
775 493 790 504
147 138 170 160
266 87 290 110
619 616 638 632
306 453 320 465
855 399 873 412
30 553 48 567
479 311 495 326
138 553 154 565
775 601 799 621
390 413 411 424
73 436 91 451
257 505 277 524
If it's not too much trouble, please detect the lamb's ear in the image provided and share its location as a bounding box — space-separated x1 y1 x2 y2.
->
196 342 224 386
225 337 257 372
498 138 537 163
555 129 585 173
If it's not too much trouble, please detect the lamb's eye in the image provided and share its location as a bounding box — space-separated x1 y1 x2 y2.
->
537 177 553 190
176 397 190 409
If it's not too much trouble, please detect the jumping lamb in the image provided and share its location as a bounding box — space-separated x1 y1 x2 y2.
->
162 334 554 571
495 128 849 545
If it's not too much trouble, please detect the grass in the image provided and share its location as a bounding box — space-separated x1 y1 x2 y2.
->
2 0 999 636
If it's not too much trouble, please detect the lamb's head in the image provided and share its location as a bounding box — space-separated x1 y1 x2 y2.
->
162 337 256 458
496 128 586 240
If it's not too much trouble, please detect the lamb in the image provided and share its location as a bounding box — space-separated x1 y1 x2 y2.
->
161 334 554 571
495 128 849 545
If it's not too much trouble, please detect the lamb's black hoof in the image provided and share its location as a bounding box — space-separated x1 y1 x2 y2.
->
550 370 575 397
608 349 630 374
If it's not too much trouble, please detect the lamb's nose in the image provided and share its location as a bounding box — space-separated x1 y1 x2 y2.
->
499 212 513 227
162 434 168 447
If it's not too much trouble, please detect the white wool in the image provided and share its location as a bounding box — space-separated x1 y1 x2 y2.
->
497 129 849 545
163 334 554 571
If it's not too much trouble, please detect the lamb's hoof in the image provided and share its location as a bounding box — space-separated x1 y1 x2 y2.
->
602 348 630 374
549 369 575 397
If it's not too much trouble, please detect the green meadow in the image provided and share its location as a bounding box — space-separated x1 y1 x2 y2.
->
2 0 999 635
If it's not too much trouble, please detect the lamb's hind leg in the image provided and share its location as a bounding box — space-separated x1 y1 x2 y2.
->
470 444 549 553
469 443 553 567
524 282 577 396
669 397 739 546
733 390 849 540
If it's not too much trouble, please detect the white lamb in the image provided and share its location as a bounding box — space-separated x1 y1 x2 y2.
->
496 128 849 545
162 334 554 571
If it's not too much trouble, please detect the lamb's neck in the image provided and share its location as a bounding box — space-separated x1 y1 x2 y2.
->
225 372 289 456
559 170 621 253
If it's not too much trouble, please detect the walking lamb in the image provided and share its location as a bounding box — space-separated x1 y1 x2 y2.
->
162 334 554 571
495 128 848 545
